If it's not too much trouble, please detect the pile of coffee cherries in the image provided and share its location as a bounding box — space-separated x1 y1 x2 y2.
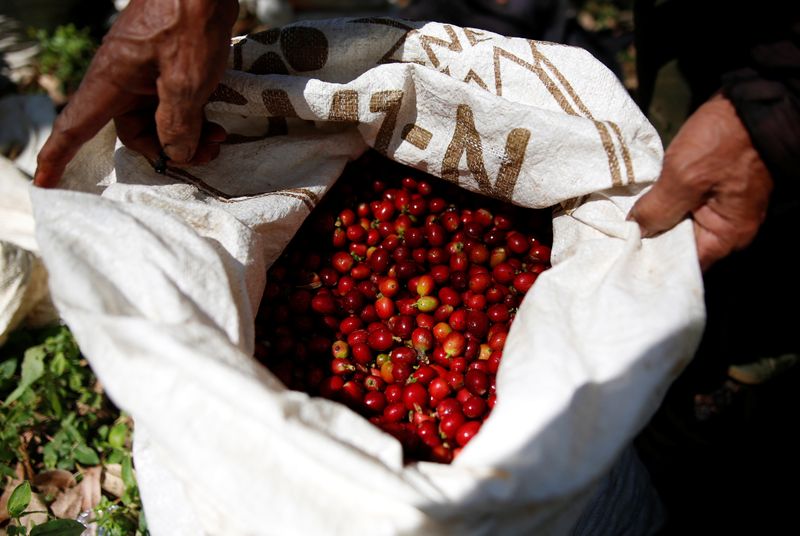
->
256 152 552 463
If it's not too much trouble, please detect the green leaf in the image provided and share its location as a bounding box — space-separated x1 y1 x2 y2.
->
61 415 81 443
4 346 46 405
8 480 32 518
106 449 124 465
22 346 46 378
0 463 18 478
0 358 17 380
7 524 26 536
121 455 136 490
30 519 86 536
138 508 148 533
108 423 128 450
45 389 63 419
68 371 82 392
49 351 67 377
43 442 58 469
73 444 100 466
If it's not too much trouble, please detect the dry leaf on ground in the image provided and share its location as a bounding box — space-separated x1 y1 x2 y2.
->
32 469 77 499
18 491 49 530
101 464 125 498
50 466 101 520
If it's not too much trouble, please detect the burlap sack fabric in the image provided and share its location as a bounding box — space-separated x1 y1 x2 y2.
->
2 19 704 535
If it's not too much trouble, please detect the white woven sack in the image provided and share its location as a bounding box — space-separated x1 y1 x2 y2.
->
0 158 55 345
19 18 704 535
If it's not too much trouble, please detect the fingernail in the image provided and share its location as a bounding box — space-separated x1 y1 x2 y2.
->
163 144 192 164
33 167 54 188
640 227 657 239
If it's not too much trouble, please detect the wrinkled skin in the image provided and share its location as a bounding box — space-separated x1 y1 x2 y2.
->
34 0 239 188
629 93 774 271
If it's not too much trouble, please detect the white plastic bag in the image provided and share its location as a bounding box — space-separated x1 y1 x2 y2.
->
14 19 704 535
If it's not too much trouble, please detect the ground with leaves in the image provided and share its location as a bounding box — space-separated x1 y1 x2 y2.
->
0 327 147 535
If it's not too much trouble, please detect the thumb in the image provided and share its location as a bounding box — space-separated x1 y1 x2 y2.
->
154 74 205 164
628 158 706 238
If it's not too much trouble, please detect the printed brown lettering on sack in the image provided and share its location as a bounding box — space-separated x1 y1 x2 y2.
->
442 104 491 193
528 41 632 186
607 121 636 184
464 69 489 91
495 128 531 200
248 52 290 75
369 90 404 154
248 28 281 46
328 90 360 123
280 27 328 72
262 89 299 137
442 105 530 201
488 39 633 187
208 84 248 105
401 124 433 150
493 45 543 99
593 120 623 187
352 20 488 69
419 25 462 68
463 27 492 47
349 18 421 66
529 42 587 116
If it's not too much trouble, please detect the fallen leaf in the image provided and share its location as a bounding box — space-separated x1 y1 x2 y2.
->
19 491 49 530
33 470 77 499
50 466 101 520
101 464 125 499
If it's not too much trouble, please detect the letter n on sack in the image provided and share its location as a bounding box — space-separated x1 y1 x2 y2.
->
442 104 530 201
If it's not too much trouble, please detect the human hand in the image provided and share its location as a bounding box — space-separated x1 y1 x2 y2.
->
628 94 773 271
34 0 239 188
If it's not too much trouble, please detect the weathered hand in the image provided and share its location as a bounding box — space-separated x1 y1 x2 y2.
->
628 94 773 271
34 0 239 188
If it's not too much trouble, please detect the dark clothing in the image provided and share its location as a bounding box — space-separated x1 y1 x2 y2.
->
633 2 800 534
635 1 800 191
723 29 800 195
